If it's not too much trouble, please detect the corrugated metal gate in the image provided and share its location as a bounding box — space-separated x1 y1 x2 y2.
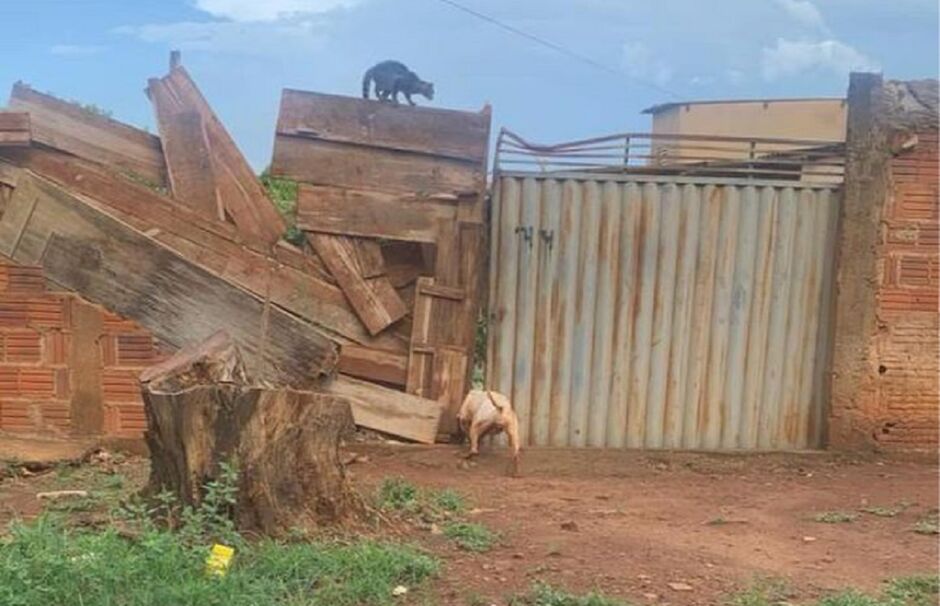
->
486 132 843 450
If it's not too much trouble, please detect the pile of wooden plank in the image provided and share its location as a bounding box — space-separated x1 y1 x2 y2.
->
271 89 491 435
0 53 489 443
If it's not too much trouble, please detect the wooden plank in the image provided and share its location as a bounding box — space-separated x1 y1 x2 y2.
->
9 83 165 185
276 89 490 163
355 239 386 279
417 281 464 301
337 344 408 386
0 148 402 350
406 277 435 397
272 135 482 196
150 67 285 245
308 233 407 336
432 347 469 435
0 168 38 258
153 107 222 220
1 172 338 388
296 184 459 243
323 375 442 444
0 112 31 147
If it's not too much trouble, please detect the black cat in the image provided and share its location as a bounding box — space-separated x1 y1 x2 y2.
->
362 60 434 106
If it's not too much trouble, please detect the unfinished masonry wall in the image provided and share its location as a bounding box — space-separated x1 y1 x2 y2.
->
0 258 165 438
830 74 939 451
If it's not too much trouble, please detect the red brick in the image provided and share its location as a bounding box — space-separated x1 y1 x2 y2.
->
44 331 69 365
116 333 157 366
54 368 70 399
17 368 55 397
3 330 41 363
102 369 142 402
4 266 45 294
879 287 939 314
897 255 939 287
100 335 117 366
0 400 37 432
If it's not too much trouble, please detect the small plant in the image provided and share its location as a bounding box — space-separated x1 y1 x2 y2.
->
859 505 903 518
912 511 938 535
443 521 497 552
377 477 420 512
884 574 939 606
260 169 304 245
815 589 881 606
813 511 858 524
100 473 125 491
432 488 466 514
510 583 627 606
725 577 791 606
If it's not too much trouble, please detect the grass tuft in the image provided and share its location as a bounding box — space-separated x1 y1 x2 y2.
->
443 521 497 552
259 169 304 245
911 511 938 536
813 511 858 524
509 583 628 606
725 577 790 606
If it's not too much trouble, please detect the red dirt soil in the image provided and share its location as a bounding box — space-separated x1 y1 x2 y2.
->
1 438 937 605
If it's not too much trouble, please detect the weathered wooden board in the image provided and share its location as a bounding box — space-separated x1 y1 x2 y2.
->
0 172 338 387
152 107 221 220
431 347 469 435
9 83 166 185
308 233 407 335
0 112 31 147
0 150 406 350
323 375 442 444
337 344 408 386
148 67 285 245
297 184 460 243
276 89 490 163
272 136 482 195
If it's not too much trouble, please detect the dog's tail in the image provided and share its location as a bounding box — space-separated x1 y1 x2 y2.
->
485 390 506 413
361 67 374 99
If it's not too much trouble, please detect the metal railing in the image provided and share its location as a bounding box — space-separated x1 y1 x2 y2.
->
495 129 846 184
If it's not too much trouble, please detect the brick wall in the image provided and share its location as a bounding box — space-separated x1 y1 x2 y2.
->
0 259 166 439
872 130 939 449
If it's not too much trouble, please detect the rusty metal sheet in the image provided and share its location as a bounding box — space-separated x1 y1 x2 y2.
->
488 175 841 451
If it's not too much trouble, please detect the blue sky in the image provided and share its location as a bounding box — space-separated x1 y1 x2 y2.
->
1 0 936 169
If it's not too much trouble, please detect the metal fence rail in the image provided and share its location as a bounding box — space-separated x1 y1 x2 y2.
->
495 129 845 184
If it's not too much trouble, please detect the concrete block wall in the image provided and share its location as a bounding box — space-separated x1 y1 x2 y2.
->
0 260 165 439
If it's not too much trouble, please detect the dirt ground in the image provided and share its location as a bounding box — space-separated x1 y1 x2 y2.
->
0 438 937 605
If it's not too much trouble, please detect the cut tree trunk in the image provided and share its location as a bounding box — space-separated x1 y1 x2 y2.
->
141 331 361 535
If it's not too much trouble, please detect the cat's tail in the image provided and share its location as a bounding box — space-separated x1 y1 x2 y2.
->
361 67 374 99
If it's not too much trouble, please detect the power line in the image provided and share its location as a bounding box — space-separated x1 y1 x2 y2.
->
432 0 682 100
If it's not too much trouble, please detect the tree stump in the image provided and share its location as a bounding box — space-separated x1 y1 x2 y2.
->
141 331 361 535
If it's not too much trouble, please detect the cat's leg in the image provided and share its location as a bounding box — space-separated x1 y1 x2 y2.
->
405 92 416 106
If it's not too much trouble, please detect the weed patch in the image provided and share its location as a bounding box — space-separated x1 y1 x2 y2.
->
443 521 497 552
509 583 628 606
912 511 938 535
260 170 303 245
725 577 790 606
813 511 858 524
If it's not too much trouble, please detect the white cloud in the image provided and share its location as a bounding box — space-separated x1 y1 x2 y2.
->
761 38 879 81
773 0 830 34
193 0 361 22
114 20 328 57
49 44 105 56
621 41 673 87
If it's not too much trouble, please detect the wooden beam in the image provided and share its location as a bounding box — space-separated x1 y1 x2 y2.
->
296 184 461 243
323 375 442 444
0 172 338 388
0 112 31 147
147 66 285 245
0 150 407 350
151 102 222 220
272 135 482 195
337 344 408 386
276 89 490 163
9 83 166 185
308 233 407 336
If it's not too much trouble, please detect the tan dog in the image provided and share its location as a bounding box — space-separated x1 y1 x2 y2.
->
457 389 521 476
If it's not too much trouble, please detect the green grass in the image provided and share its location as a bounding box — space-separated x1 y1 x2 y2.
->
430 488 466 514
509 583 628 606
813 511 859 524
727 575 938 606
0 516 437 606
443 522 497 552
259 169 303 245
376 477 420 512
725 577 790 606
859 506 903 518
376 477 467 519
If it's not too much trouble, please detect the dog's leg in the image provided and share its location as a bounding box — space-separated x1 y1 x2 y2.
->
505 415 522 477
466 419 492 458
